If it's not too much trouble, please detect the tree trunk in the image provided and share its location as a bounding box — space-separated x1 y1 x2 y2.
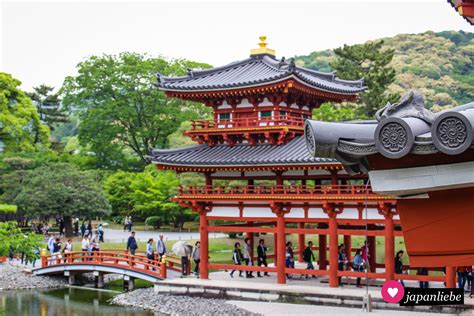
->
64 215 73 237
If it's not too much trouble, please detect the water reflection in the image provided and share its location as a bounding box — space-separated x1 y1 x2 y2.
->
0 287 160 316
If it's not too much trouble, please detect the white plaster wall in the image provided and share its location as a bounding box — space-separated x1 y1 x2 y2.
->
242 207 274 218
209 207 239 217
286 207 305 218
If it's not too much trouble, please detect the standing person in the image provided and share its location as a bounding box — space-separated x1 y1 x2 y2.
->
257 239 269 277
192 241 201 277
243 238 254 278
338 244 348 286
58 218 64 237
417 267 429 288
127 231 138 255
180 244 191 277
73 218 79 236
47 234 56 255
123 216 129 232
81 235 90 261
230 242 243 278
457 266 467 290
395 250 405 286
353 249 364 288
303 241 316 279
156 234 167 260
128 217 133 232
87 221 93 238
91 231 100 251
51 238 62 265
286 241 295 279
98 224 104 242
80 222 86 238
146 239 155 270
63 238 73 263
361 241 369 270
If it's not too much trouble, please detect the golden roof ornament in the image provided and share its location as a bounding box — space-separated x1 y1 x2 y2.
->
250 36 276 57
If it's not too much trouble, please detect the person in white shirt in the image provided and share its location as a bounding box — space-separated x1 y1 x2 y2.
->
81 236 89 261
63 239 73 263
156 234 166 260
47 234 56 255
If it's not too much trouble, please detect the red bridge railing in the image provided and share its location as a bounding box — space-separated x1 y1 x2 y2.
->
188 117 305 131
40 250 185 279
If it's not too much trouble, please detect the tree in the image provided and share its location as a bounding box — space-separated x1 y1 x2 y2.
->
0 73 50 152
312 102 367 122
14 163 111 237
27 85 69 131
331 40 399 117
61 53 211 170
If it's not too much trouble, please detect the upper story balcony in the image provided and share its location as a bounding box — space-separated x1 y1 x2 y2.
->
183 117 305 146
174 184 395 206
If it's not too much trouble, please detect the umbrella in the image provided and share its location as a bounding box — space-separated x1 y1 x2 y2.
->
172 241 193 257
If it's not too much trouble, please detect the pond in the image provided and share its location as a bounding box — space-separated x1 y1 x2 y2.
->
0 287 160 315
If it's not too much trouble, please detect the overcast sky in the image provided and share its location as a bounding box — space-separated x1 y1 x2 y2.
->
0 0 472 91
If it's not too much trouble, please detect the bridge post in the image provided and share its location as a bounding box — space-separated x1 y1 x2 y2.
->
160 256 167 279
41 249 48 267
128 277 135 291
64 271 75 285
94 271 104 288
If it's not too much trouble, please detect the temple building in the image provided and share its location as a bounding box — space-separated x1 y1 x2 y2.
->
305 90 474 288
448 0 474 24
152 37 409 287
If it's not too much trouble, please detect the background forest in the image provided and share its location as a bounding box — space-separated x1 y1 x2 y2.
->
0 30 472 236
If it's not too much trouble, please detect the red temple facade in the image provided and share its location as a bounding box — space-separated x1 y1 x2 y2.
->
151 38 446 287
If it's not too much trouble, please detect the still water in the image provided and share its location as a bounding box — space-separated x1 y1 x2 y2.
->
0 287 159 316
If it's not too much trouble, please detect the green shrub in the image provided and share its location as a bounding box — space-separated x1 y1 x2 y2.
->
145 216 162 229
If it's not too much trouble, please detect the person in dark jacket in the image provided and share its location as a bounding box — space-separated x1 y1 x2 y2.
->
257 239 269 277
417 267 429 288
230 242 243 278
395 250 405 286
286 242 294 279
353 249 364 288
86 221 93 238
338 244 347 286
303 241 316 279
126 231 138 255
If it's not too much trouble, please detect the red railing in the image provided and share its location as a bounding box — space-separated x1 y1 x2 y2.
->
189 117 305 131
178 184 374 196
39 250 186 279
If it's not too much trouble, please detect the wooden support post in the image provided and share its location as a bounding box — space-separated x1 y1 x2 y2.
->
205 172 212 194
384 216 395 281
246 221 254 260
446 266 456 288
328 216 339 287
318 224 327 270
273 227 278 267
200 212 209 280
368 235 376 273
330 170 338 185
276 212 286 284
298 222 305 263
343 235 352 264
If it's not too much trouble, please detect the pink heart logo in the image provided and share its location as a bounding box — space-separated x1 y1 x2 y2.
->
381 280 405 303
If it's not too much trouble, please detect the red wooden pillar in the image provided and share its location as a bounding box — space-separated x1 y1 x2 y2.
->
276 212 286 284
205 172 212 194
324 203 339 288
273 225 278 267
298 222 305 263
446 266 456 288
199 212 209 279
330 170 338 185
246 221 254 260
368 235 376 273
343 235 352 264
318 223 327 270
384 216 395 280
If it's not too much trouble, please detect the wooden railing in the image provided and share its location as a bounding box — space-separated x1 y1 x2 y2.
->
178 184 373 196
39 250 185 279
189 117 305 130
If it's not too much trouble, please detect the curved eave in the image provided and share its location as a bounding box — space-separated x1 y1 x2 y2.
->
158 74 364 97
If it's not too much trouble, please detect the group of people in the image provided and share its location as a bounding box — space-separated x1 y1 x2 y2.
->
46 233 74 265
230 238 270 278
127 232 202 277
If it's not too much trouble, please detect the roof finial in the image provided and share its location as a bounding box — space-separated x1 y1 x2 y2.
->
250 35 276 57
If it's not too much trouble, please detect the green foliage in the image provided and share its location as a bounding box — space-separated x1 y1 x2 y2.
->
0 204 17 213
103 165 193 227
0 72 50 152
0 222 42 259
312 102 367 122
296 31 474 114
14 162 111 220
331 40 398 117
61 52 211 170
145 216 162 229
27 84 69 131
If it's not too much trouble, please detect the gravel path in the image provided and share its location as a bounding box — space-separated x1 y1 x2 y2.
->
111 288 260 316
0 264 67 290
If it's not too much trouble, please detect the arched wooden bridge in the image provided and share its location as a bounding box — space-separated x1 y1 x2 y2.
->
33 250 184 289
